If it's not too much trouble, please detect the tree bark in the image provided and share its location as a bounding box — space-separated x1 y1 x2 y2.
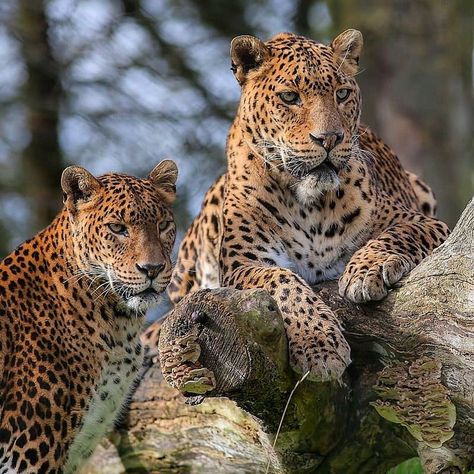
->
83 197 474 474
15 0 64 231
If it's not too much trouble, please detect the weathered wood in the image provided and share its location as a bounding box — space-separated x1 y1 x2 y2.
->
157 288 419 474
324 197 474 473
84 197 474 474
82 358 284 473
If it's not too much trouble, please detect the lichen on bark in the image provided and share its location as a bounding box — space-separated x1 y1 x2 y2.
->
372 357 456 448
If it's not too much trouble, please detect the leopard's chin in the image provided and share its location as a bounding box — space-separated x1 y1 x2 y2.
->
125 294 162 314
124 288 163 313
295 164 341 206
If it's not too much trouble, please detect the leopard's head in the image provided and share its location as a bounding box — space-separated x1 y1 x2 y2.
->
231 29 363 204
61 160 178 313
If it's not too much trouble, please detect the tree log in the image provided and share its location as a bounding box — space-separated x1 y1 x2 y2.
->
83 197 474 474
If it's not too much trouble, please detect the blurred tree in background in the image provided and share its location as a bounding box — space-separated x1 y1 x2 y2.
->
0 0 472 253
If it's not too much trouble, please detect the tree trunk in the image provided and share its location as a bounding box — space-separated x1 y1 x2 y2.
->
15 0 64 231
83 197 474 474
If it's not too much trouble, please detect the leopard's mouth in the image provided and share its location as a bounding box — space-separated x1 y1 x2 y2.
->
123 287 163 313
292 158 342 203
136 287 159 297
292 160 339 180
102 275 166 313
130 287 163 304
307 161 338 178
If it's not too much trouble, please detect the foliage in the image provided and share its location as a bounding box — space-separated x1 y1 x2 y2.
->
387 458 422 474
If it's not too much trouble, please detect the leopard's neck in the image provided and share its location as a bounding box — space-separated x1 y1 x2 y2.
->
226 118 280 182
32 210 90 295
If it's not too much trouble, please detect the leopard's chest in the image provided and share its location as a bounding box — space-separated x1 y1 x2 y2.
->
273 193 373 284
64 335 143 474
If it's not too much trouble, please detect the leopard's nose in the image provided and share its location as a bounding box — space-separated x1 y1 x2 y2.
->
136 263 165 280
310 131 344 152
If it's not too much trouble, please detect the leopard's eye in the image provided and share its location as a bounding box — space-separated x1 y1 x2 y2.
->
158 220 171 232
278 91 301 105
108 223 128 236
336 88 351 102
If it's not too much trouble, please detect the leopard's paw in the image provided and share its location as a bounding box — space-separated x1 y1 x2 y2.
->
339 252 413 303
287 317 351 382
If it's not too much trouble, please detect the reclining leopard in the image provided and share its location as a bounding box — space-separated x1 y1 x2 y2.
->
165 30 449 383
0 161 177 473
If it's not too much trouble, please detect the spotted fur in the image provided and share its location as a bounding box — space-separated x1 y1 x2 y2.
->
0 161 177 473
167 30 449 382
405 170 438 218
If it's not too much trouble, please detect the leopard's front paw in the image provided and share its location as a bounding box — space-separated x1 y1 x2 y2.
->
287 316 351 382
339 251 413 303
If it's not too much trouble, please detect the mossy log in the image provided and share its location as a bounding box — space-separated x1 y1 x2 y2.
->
83 197 474 474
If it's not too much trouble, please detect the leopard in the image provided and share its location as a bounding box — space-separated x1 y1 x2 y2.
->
166 168 438 306
0 160 178 473
164 29 450 384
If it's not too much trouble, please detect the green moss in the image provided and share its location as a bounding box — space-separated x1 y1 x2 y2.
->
387 457 422 474
388 458 474 474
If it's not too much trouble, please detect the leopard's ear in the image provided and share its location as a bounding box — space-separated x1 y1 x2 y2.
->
148 160 178 205
61 166 102 210
331 29 363 76
230 35 270 85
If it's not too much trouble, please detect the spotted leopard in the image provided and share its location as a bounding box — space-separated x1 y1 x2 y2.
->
0 161 177 473
166 30 449 383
